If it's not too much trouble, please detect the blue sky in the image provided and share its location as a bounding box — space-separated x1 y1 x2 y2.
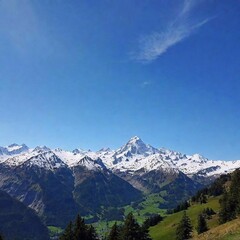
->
0 0 239 159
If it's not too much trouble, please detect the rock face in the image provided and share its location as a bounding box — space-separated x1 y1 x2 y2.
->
0 137 239 227
0 161 78 227
0 189 49 240
72 165 142 212
0 149 142 227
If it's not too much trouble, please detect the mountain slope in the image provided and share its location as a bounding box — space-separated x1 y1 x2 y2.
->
0 150 142 227
73 165 142 212
149 169 240 240
0 152 78 227
194 217 240 240
149 196 221 240
0 190 49 240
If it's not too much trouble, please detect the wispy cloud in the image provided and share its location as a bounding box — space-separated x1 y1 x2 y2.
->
133 0 212 62
140 81 152 88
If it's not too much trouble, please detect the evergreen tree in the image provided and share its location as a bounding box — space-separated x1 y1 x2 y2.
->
122 213 152 240
140 225 152 240
107 222 121 240
199 194 207 204
219 190 230 224
202 207 215 219
59 221 74 240
175 211 193 240
60 215 99 240
87 225 99 240
123 213 140 240
218 170 240 224
143 214 163 228
219 189 237 224
74 214 88 240
229 169 240 214
197 214 208 234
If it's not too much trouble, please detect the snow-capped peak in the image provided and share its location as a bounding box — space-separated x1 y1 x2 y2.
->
72 148 92 155
1 138 240 178
76 156 107 171
33 146 51 153
23 151 67 169
97 148 111 153
0 143 29 156
115 136 159 157
190 154 208 163
3 150 66 170
7 143 21 148
128 135 141 143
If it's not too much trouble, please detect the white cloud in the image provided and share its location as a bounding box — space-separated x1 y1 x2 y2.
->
133 0 212 62
140 81 152 88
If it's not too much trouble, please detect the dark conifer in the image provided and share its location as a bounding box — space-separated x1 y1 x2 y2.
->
122 212 152 240
74 214 88 240
175 211 193 240
229 169 240 214
200 194 207 204
123 213 140 240
107 222 120 240
87 225 98 240
59 221 74 240
219 190 231 224
60 215 100 240
197 214 208 234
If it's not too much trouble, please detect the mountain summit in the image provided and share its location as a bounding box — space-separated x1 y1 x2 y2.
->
0 137 239 178
114 136 159 159
0 144 29 156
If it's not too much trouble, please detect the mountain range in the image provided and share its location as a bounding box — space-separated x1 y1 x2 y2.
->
0 136 239 227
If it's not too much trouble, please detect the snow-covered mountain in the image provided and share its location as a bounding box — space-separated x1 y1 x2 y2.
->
0 143 29 157
0 136 239 178
2 136 238 225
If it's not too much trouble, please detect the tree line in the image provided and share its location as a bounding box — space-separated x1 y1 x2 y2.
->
175 208 213 240
219 169 240 224
60 212 153 240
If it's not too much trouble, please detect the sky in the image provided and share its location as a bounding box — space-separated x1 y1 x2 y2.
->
0 0 240 160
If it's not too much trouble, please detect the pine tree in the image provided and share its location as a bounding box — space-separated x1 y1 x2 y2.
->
219 189 237 224
200 194 207 204
218 169 240 224
59 221 74 240
176 211 193 240
140 225 152 240
122 213 152 240
229 169 240 214
123 213 140 240
219 190 230 224
87 225 99 240
107 222 121 240
197 214 208 234
74 214 88 240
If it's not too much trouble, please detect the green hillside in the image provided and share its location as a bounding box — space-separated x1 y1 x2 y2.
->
149 196 220 240
150 170 240 240
194 217 240 240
